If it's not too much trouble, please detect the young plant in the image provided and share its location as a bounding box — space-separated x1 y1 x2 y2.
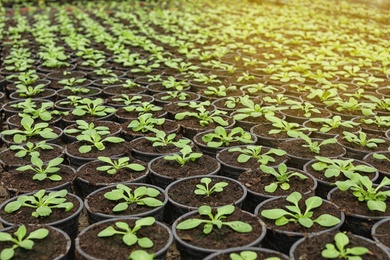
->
285 100 321 118
336 173 390 212
265 115 314 137
64 120 110 136
128 250 155 260
0 225 49 260
240 83 278 95
72 98 116 117
96 156 145 175
124 102 163 115
127 113 165 133
290 132 337 154
311 156 377 178
229 251 281 260
161 76 189 91
176 205 252 234
228 145 286 165
15 83 45 98
111 94 144 106
260 164 308 193
175 106 229 127
342 131 386 149
203 85 237 98
232 98 281 121
321 232 369 260
4 189 74 218
261 192 341 228
9 141 53 158
145 130 190 148
97 217 155 248
76 131 124 153
164 145 203 166
309 116 359 133
194 177 228 196
103 184 163 212
201 126 255 148
0 116 58 144
160 91 190 101
16 156 64 181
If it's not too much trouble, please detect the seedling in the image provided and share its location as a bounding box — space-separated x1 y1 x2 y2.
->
176 205 252 234
160 91 190 101
145 130 190 148
127 113 165 133
124 102 163 115
342 131 386 149
309 116 359 133
164 145 203 166
321 232 369 259
201 126 254 148
98 217 155 248
290 132 337 154
0 116 58 144
229 251 281 260
104 184 163 212
311 156 376 178
16 156 63 181
260 164 308 193
0 225 49 260
4 189 74 218
96 156 145 175
194 177 228 196
64 120 110 137
10 141 53 158
111 95 144 106
76 131 124 153
128 250 155 260
285 100 321 118
228 145 286 165
175 106 229 127
261 192 340 228
265 115 314 137
336 173 390 212
72 98 116 117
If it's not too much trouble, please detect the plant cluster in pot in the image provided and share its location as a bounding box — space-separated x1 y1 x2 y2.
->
239 163 318 213
165 175 247 223
216 144 288 180
101 79 146 96
203 247 289 260
0 189 83 241
153 90 201 106
290 230 390 260
172 205 266 260
130 130 192 162
327 173 390 238
278 132 346 169
105 93 154 108
84 183 167 224
147 145 221 189
193 126 257 157
114 102 166 124
280 100 332 124
255 191 345 255
211 95 262 114
303 115 361 139
303 156 379 199
75 156 149 199
336 130 390 160
0 224 72 260
352 115 390 136
1 155 75 196
75 216 173 260
363 148 390 182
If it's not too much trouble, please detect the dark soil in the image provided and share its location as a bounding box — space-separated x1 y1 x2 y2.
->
363 152 390 176
168 178 245 208
131 136 187 155
149 155 219 179
102 86 146 96
292 231 390 260
77 218 170 259
65 141 128 159
175 207 263 249
373 219 390 250
238 168 316 196
0 225 70 260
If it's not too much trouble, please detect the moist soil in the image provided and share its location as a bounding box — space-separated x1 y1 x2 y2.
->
76 158 148 185
0 145 63 169
163 102 215 117
373 219 390 250
65 141 129 159
328 188 390 217
0 194 80 225
217 146 288 170
130 135 187 155
168 178 245 208
150 155 219 179
292 231 390 260
102 85 146 96
278 139 346 159
175 207 263 250
1 165 75 194
77 218 170 259
0 225 69 260
281 107 331 120
257 196 342 234
238 168 316 196
363 152 390 176
86 184 166 216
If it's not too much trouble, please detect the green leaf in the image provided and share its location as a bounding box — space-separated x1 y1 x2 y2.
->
261 209 290 219
97 226 117 237
27 228 49 240
176 219 204 230
112 202 129 212
122 233 138 246
314 214 341 227
19 239 34 249
0 248 14 260
137 237 154 248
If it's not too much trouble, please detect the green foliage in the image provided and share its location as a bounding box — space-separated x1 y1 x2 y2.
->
4 189 74 218
10 141 53 158
124 102 163 115
76 131 124 153
97 217 155 248
228 145 286 165
64 120 110 136
96 156 145 175
104 184 163 212
128 250 155 260
145 130 190 148
16 156 63 181
164 145 203 166
194 178 228 196
261 192 340 228
342 131 386 149
336 173 390 212
201 126 255 148
290 132 337 154
0 225 49 260
260 164 308 193
175 106 229 127
321 232 369 259
309 116 359 133
112 95 144 106
176 205 252 234
127 113 165 133
72 98 116 117
265 114 314 137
